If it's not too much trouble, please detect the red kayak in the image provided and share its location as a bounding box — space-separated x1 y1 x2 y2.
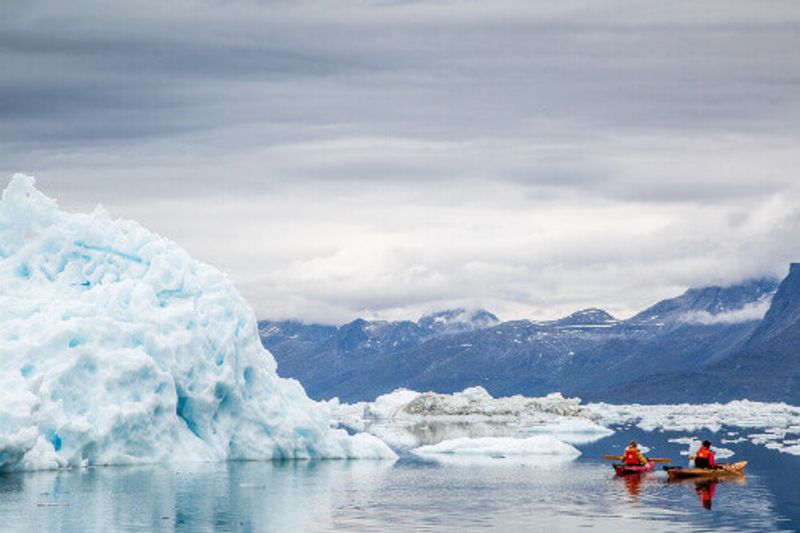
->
614 461 656 476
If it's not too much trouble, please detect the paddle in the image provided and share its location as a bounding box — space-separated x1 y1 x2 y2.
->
603 455 672 464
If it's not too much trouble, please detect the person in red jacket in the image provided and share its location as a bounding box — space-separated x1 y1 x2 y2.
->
694 440 717 468
623 441 648 466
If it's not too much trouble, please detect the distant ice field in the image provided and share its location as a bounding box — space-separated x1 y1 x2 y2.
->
329 387 800 459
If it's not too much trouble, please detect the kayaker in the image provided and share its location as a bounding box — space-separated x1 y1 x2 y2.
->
693 440 717 469
622 441 648 466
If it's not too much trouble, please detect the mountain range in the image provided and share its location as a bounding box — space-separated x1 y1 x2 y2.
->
259 265 800 404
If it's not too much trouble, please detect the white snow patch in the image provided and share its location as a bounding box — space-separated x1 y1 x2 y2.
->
0 174 395 471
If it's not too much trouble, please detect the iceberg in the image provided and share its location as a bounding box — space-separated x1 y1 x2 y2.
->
411 436 581 466
329 386 612 449
521 418 616 446
0 174 395 471
401 387 594 418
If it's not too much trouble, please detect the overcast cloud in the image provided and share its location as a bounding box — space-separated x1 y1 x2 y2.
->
2 0 800 323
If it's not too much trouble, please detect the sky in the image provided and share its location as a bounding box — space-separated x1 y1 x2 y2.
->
2 0 800 324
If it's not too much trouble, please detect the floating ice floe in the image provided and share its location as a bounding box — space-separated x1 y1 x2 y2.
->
0 175 395 471
332 387 800 458
521 418 617 446
411 435 581 465
591 401 800 456
667 437 735 460
328 386 612 450
720 437 748 444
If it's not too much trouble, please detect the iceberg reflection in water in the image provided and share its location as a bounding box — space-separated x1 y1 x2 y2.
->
0 447 795 533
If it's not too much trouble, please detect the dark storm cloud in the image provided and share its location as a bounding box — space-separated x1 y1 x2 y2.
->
2 0 800 322
4 1 798 148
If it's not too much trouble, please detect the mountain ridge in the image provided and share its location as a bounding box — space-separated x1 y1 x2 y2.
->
603 265 800 404
260 276 787 403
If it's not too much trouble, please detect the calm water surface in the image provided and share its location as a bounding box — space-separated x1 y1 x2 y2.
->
1 429 797 532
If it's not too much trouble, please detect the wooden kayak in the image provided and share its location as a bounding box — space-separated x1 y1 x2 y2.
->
665 461 748 480
614 461 656 476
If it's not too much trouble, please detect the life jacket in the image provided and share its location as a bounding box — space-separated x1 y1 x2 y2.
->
695 447 711 468
623 448 642 465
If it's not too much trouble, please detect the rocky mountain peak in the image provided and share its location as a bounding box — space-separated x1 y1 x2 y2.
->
555 308 617 326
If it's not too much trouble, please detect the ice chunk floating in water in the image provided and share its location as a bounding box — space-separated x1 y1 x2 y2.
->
0 174 395 470
411 436 581 466
412 436 581 457
329 386 613 449
667 437 735 460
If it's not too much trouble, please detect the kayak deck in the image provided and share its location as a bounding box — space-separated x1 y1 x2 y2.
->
665 461 748 480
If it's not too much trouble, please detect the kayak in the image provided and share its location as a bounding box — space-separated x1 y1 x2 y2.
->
665 461 748 480
614 461 656 476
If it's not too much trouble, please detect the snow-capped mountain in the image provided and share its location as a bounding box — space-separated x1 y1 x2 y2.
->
418 309 500 335
551 308 618 327
260 277 783 403
630 278 776 325
607 264 800 404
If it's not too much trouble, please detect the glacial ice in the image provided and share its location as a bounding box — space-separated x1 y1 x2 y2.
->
590 401 800 456
328 386 612 449
667 437 735 460
331 386 800 458
411 435 581 465
0 174 395 471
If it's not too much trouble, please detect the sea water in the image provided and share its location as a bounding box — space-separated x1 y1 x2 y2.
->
0 429 797 532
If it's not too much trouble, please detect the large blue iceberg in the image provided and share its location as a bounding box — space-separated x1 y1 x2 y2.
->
0 175 395 470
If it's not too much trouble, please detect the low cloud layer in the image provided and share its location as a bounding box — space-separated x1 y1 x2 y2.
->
680 299 774 326
3 1 800 323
